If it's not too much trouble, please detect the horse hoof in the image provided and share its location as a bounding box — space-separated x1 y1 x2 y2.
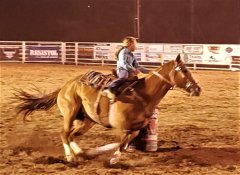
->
66 155 74 162
110 157 119 165
109 150 121 165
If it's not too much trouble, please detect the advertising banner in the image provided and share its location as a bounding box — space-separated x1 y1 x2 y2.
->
0 47 20 61
144 53 163 62
162 53 179 63
133 52 142 61
163 44 183 53
163 44 183 63
225 45 240 64
186 54 204 63
28 46 60 61
183 45 204 63
232 56 240 64
78 47 94 59
145 44 163 53
203 45 240 64
94 44 110 59
183 45 203 54
143 44 163 62
134 44 145 61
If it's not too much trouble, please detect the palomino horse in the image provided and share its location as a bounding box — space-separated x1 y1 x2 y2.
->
14 54 201 165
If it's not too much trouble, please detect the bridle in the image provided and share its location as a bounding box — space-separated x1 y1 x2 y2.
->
152 62 199 91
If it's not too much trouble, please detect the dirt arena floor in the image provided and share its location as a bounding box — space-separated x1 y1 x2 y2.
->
0 62 239 175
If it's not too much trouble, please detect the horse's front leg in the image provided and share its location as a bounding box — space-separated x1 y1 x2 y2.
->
109 130 139 165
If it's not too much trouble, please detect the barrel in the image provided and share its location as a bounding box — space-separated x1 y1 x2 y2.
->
128 108 159 152
144 108 158 152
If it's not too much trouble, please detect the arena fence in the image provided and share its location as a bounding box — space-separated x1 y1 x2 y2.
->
0 41 239 71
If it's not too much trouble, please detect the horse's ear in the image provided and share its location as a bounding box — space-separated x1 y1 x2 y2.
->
176 54 181 63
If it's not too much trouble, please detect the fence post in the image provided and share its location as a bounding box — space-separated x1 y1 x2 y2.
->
22 42 26 63
75 42 78 65
101 57 104 66
61 42 66 64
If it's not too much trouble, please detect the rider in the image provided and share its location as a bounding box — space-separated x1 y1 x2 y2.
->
103 36 150 102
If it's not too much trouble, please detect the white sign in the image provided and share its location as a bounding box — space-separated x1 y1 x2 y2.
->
203 45 240 64
163 44 183 53
163 53 179 62
144 53 163 62
135 44 145 52
94 45 110 59
187 54 204 63
183 45 203 54
145 44 163 53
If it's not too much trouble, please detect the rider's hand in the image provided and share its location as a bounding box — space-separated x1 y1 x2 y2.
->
134 69 140 75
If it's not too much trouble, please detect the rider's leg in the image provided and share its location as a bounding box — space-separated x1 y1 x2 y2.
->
103 69 129 102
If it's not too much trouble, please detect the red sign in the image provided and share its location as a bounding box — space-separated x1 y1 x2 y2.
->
0 47 20 61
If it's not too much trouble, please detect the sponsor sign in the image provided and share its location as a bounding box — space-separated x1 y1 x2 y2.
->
78 47 94 58
144 53 163 62
187 54 204 63
232 56 240 64
133 52 142 61
162 53 179 62
0 47 20 61
135 44 145 52
142 44 163 62
203 45 240 64
183 45 203 54
94 44 110 59
145 44 163 53
28 46 60 60
163 44 183 53
134 44 145 61
226 45 240 64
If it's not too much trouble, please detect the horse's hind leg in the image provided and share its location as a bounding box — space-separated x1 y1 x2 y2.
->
58 95 81 162
68 118 95 156
60 113 78 162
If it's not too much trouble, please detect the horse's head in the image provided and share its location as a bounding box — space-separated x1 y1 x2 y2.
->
170 54 201 96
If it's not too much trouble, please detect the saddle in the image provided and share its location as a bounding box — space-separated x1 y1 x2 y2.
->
79 70 116 89
79 70 140 95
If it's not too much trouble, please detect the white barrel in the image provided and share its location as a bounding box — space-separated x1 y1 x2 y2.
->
144 108 158 152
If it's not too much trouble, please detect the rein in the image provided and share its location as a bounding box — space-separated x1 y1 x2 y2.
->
152 71 175 87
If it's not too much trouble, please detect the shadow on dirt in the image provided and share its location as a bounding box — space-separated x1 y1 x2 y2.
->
153 147 240 167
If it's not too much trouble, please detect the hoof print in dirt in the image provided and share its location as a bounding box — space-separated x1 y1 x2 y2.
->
104 161 130 170
12 146 34 155
33 156 67 165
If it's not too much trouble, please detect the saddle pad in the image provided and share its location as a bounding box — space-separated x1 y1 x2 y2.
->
79 71 113 89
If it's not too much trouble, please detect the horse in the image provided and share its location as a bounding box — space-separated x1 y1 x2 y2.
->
14 54 201 165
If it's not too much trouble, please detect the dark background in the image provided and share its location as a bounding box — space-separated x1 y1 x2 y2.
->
0 0 239 43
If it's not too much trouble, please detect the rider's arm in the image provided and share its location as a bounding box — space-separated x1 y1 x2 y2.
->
132 58 151 74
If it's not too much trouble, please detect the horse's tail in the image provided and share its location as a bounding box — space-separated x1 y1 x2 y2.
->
13 88 61 120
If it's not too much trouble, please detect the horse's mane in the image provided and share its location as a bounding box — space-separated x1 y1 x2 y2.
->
159 60 176 71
